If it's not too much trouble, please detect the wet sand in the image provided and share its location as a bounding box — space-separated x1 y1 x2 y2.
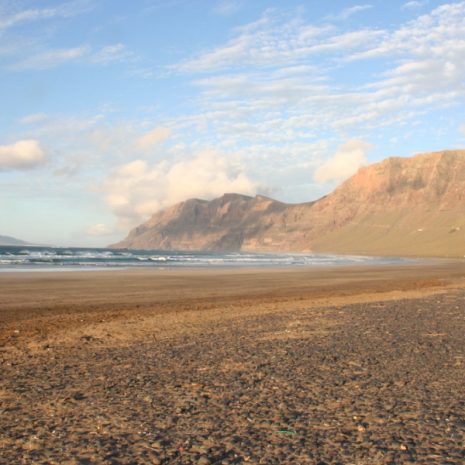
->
1 262 465 464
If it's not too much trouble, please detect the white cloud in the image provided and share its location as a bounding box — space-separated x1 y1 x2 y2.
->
91 43 135 65
19 113 48 125
9 46 89 70
0 140 47 170
402 1 427 10
460 125 465 137
0 1 94 30
170 1 465 150
86 223 114 236
330 4 373 21
194 72 328 101
4 2 464 225
7 44 136 71
174 12 334 73
349 4 465 112
214 0 243 16
18 114 176 178
102 151 256 226
175 10 383 73
137 127 172 150
1 7 134 71
314 140 371 184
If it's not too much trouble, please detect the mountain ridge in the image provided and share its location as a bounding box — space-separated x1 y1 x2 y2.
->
0 235 32 246
111 150 465 257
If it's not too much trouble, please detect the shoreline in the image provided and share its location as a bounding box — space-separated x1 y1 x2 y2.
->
1 244 443 273
2 261 465 351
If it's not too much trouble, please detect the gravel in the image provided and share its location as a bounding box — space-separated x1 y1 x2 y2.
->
1 291 464 464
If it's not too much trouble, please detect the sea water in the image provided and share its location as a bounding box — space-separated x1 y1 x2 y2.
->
0 246 414 272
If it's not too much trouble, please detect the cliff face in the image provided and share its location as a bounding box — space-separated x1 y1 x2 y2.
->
111 150 465 257
308 150 465 256
114 194 291 252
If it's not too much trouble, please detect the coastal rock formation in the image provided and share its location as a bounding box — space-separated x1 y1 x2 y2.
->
111 150 465 257
0 234 30 246
111 193 295 252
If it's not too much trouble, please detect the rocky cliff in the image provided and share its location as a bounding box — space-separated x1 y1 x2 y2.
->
111 150 465 257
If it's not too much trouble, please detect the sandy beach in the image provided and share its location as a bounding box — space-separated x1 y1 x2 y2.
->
1 262 465 464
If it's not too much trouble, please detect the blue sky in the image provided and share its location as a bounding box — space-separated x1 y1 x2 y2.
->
1 0 464 246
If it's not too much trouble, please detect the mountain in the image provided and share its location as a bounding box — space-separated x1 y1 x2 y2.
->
0 235 32 246
111 150 465 257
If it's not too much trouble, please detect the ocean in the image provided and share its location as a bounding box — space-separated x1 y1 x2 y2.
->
0 246 414 272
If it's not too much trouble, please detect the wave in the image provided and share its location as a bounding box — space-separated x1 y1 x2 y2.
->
0 245 414 271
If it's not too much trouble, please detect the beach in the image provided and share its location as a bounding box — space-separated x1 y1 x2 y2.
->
1 262 465 464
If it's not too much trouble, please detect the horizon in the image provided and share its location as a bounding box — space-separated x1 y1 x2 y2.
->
1 0 465 247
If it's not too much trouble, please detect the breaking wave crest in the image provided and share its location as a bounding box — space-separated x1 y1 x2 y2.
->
0 246 413 272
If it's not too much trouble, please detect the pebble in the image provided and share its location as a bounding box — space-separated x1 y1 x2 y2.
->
1 292 464 465
198 456 211 465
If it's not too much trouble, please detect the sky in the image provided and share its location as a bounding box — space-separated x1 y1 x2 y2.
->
1 0 465 246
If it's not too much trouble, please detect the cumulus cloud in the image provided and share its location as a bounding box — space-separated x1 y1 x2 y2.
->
0 140 47 170
314 140 371 184
102 150 256 226
137 127 172 150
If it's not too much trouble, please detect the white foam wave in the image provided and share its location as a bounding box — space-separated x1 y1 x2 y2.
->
0 246 414 271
